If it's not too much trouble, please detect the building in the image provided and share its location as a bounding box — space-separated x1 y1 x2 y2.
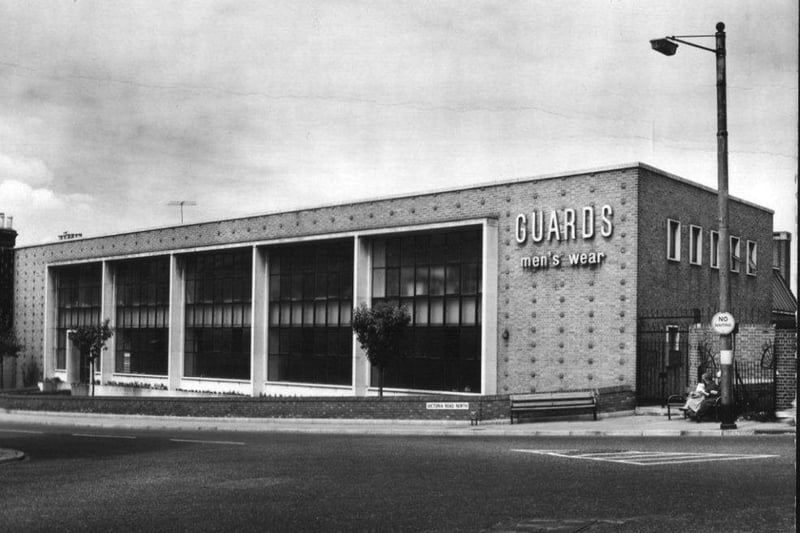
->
3 163 794 407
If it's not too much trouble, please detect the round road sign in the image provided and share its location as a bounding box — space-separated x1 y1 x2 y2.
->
711 312 736 335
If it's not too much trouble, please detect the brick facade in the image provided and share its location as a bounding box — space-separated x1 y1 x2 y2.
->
8 163 783 409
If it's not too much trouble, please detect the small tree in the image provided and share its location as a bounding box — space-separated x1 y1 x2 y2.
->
352 302 410 398
69 319 113 397
0 328 23 390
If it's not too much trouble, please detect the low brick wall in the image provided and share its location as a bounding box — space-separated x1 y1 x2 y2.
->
1 387 634 421
0 393 510 421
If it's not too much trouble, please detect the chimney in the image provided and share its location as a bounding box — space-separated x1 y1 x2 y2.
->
0 212 16 332
773 231 792 284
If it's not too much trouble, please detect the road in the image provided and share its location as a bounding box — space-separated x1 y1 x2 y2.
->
1 423 795 532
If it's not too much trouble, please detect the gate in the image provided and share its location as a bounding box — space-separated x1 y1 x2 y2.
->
636 325 689 405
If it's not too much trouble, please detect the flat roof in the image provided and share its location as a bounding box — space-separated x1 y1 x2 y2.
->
17 162 774 249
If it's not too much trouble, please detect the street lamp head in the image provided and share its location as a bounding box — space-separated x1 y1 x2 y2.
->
650 38 678 56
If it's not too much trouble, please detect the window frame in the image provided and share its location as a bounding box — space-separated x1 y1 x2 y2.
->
730 236 741 273
710 230 720 270
666 219 681 262
689 225 703 266
746 240 757 276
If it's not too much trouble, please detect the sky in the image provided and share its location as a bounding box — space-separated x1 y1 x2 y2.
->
1 1 797 289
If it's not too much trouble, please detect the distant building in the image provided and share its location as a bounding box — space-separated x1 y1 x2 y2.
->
5 163 797 408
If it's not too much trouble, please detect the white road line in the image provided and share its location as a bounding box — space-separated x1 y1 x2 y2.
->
170 438 245 446
72 433 137 440
0 428 44 434
512 449 779 466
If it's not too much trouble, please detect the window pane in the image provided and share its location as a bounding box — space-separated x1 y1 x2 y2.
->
462 297 477 325
372 239 385 268
430 298 444 325
430 266 445 296
372 269 386 298
445 297 460 325
415 299 429 325
385 268 400 297
401 267 415 297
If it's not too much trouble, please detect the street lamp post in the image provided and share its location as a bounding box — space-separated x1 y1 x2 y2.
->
651 22 737 429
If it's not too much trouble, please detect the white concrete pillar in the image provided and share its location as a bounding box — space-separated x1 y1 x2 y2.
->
100 261 116 384
43 267 58 379
167 254 185 391
66 329 80 384
352 236 371 396
481 219 499 395
250 246 268 397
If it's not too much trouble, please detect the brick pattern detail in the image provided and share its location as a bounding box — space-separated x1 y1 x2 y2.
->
10 165 779 401
0 386 631 420
636 168 772 323
775 329 797 410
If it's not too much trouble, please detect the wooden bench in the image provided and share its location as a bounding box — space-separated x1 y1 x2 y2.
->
509 391 597 424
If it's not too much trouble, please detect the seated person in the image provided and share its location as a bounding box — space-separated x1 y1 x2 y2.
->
684 372 716 420
695 371 721 422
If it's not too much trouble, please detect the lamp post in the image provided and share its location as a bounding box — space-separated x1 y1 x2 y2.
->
651 22 736 429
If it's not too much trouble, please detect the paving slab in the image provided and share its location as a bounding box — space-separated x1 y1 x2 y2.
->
0 409 794 437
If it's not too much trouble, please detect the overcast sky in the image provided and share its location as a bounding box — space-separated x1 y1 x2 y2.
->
1 1 797 287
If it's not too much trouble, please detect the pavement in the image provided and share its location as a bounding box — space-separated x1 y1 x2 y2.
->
0 405 794 451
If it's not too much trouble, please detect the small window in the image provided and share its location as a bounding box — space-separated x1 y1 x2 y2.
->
710 231 719 269
689 225 702 265
730 236 741 273
667 219 681 261
746 241 757 276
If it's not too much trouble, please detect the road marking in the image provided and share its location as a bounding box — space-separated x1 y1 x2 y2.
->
72 433 137 440
0 429 44 434
512 449 779 466
170 438 245 446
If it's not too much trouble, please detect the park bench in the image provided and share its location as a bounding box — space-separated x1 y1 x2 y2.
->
666 390 721 421
509 391 597 424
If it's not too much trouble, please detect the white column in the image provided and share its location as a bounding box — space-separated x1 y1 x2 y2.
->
352 236 371 396
100 261 116 384
66 329 79 384
167 254 185 391
481 219 499 395
250 246 268 397
42 267 58 380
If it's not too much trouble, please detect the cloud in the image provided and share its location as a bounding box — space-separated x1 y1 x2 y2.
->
0 153 54 186
0 179 95 244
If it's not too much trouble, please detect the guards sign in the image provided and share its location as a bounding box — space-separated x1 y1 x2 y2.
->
711 312 736 335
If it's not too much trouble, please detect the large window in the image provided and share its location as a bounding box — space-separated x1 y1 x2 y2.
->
184 249 252 380
371 227 482 393
267 239 354 385
114 257 170 375
55 263 101 371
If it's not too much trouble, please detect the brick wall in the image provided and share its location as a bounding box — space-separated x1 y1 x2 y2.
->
775 328 797 410
0 386 633 420
636 168 772 324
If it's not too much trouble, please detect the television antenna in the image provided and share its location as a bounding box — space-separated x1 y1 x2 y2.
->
167 200 197 223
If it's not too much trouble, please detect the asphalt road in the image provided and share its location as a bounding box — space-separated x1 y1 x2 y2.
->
1 424 795 532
